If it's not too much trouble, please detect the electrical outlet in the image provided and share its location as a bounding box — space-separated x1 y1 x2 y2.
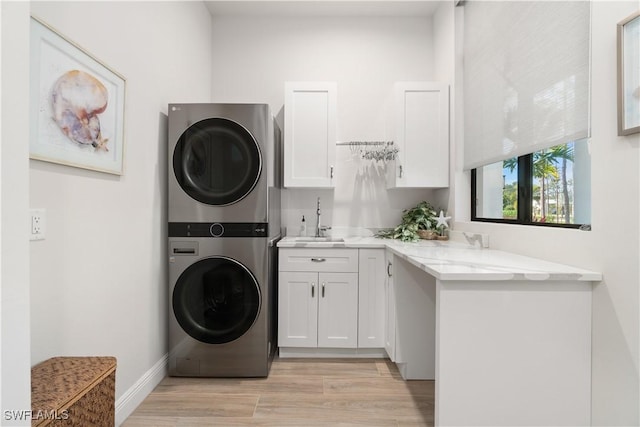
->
30 209 46 241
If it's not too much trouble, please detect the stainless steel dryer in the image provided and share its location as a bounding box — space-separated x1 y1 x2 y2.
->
167 103 282 377
168 235 279 377
168 103 280 226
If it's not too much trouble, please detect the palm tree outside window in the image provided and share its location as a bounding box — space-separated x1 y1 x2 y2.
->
471 139 590 229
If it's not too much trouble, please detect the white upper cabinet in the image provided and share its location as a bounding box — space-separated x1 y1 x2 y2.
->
387 82 450 189
284 82 337 188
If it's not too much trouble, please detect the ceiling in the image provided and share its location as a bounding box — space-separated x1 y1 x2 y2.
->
204 1 445 17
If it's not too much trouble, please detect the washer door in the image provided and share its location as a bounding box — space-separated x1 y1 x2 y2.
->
173 118 262 206
173 257 261 344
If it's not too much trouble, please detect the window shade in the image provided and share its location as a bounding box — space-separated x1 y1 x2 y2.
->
463 1 591 170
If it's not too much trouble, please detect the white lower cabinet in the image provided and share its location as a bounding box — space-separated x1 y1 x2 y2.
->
358 249 386 348
279 271 358 348
317 272 358 347
384 250 398 361
278 249 359 349
278 247 386 354
278 271 318 348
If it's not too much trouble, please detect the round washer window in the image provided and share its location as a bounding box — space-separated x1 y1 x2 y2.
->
173 118 262 206
173 257 261 344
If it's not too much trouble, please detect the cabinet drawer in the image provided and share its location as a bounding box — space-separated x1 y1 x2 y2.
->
279 248 358 272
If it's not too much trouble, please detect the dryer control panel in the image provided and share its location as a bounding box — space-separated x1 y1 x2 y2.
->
168 222 268 238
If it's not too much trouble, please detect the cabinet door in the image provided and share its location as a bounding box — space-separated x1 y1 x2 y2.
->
358 249 386 348
278 271 318 347
387 82 449 188
384 252 397 361
284 82 337 188
317 272 358 348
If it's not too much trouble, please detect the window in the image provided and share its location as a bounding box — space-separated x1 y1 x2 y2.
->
463 1 591 230
472 140 591 228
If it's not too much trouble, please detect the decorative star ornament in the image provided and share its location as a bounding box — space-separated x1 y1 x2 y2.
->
436 210 451 229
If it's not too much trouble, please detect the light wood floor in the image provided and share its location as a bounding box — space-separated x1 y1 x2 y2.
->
123 358 434 426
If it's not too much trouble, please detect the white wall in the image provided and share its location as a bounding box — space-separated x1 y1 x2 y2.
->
432 1 455 213
209 15 442 232
27 1 212 423
1 2 32 424
451 2 640 424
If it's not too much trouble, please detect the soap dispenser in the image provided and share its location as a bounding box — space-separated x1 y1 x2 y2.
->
300 215 307 237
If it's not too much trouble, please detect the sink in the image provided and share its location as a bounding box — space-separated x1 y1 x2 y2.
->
292 237 345 243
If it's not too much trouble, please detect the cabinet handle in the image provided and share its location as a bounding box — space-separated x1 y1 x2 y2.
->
311 258 326 262
322 282 325 298
399 165 403 178
387 261 393 277
330 166 334 179
311 283 315 298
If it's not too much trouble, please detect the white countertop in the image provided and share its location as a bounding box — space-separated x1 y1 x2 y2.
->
277 236 602 282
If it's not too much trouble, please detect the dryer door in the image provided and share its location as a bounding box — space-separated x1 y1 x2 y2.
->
173 257 261 344
173 118 262 206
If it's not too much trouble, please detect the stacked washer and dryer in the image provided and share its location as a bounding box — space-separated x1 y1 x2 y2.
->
167 104 281 377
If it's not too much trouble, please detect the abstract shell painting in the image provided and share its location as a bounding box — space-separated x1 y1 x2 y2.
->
51 70 110 150
30 16 126 175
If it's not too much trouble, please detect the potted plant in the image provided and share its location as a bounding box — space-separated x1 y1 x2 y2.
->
376 201 438 242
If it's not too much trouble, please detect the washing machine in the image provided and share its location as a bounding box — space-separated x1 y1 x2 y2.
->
168 103 281 228
168 236 279 377
167 103 281 377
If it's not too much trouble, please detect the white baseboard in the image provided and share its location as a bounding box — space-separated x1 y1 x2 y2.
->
115 353 168 426
278 347 387 358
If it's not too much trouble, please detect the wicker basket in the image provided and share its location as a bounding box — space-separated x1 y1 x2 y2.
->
31 356 116 427
417 230 438 240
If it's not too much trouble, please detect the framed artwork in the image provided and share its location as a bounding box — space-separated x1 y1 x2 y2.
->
30 16 126 175
617 11 640 136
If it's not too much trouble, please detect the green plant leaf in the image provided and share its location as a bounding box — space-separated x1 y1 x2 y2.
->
375 200 440 241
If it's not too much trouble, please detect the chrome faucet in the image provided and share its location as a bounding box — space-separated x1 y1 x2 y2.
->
315 197 322 237
315 197 331 237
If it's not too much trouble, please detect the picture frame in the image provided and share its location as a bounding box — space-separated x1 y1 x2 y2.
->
30 16 126 175
617 11 640 136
